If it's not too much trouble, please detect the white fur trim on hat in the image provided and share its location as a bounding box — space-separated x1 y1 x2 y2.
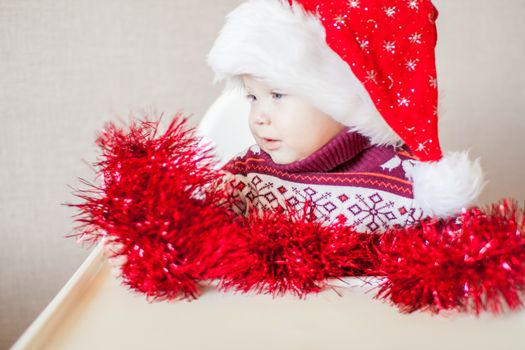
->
405 151 486 218
207 0 402 146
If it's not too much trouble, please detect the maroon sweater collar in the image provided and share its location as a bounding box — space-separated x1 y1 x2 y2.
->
259 128 371 173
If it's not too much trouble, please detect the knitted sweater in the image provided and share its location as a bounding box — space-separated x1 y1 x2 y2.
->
219 128 426 233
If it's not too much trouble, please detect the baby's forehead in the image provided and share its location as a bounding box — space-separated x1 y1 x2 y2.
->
241 74 263 85
241 74 283 91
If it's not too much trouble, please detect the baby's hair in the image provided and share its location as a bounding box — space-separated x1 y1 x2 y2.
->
224 75 245 97
226 74 279 98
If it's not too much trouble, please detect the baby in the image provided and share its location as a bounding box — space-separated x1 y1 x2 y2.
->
218 73 424 232
206 0 483 232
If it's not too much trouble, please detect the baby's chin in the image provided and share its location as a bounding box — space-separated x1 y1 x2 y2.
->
267 150 305 165
255 140 308 164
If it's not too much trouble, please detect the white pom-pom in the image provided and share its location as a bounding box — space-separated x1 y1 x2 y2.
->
405 151 486 218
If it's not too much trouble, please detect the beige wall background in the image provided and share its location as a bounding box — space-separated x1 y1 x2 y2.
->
1 0 524 348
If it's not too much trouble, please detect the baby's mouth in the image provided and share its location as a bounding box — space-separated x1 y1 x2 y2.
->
261 138 281 151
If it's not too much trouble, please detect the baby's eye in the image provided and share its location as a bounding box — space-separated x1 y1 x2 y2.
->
245 94 257 102
272 92 285 100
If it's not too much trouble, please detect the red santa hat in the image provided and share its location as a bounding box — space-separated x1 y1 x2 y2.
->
207 0 485 218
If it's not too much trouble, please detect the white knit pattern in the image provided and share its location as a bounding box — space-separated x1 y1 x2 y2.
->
223 172 425 233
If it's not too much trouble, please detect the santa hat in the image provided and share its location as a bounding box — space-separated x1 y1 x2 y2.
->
207 0 485 218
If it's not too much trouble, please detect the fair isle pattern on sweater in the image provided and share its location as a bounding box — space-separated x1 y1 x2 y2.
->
220 128 426 233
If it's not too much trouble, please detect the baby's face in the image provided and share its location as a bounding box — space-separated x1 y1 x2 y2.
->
242 75 345 164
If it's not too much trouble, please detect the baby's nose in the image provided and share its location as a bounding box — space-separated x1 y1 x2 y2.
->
255 112 271 125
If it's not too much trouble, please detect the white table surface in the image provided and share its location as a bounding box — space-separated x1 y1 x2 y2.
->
12 243 525 350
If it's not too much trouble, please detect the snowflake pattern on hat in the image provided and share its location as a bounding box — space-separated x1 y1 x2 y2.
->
291 0 442 161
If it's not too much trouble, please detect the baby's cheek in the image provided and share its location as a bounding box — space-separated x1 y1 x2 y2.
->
283 120 310 141
285 131 310 156
275 109 319 158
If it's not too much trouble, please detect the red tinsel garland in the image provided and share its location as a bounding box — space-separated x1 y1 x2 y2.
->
67 113 525 315
69 115 230 300
203 202 377 298
374 202 525 314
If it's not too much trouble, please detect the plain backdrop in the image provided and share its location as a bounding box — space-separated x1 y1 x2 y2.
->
1 0 524 348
